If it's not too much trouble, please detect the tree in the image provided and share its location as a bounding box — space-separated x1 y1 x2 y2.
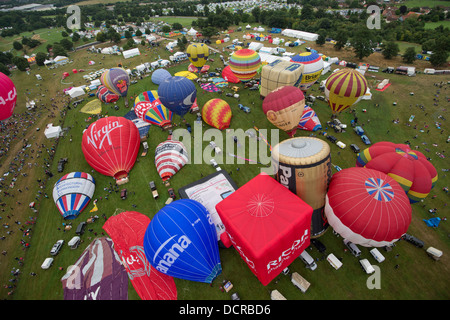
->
0 62 10 76
12 56 29 71
177 38 186 51
334 31 348 50
13 41 23 51
430 49 449 67
351 29 375 60
35 52 47 66
382 41 400 59
161 25 171 33
402 47 416 64
172 22 183 31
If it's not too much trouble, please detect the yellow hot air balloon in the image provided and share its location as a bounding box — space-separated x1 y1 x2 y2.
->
324 68 368 114
186 43 209 68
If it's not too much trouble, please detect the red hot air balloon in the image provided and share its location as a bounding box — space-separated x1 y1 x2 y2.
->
0 72 17 121
82 116 140 183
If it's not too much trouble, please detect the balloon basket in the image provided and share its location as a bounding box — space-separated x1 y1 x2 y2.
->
115 176 129 185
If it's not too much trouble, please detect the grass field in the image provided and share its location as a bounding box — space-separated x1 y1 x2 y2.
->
1 24 449 301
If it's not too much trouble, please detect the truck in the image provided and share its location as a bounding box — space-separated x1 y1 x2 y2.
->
291 272 310 293
149 181 159 199
327 253 343 270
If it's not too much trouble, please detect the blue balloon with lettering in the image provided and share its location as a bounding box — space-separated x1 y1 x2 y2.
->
143 199 222 283
157 76 197 117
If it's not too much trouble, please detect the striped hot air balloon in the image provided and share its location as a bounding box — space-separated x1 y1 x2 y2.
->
155 139 189 181
135 101 173 128
186 43 209 68
228 49 261 82
324 68 368 114
53 172 96 220
290 52 324 92
356 141 438 203
201 99 232 130
96 85 119 103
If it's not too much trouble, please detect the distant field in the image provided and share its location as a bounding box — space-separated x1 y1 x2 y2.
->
0 27 66 54
424 20 450 30
405 0 450 7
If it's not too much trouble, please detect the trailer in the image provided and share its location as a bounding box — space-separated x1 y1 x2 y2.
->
291 272 310 293
327 253 343 270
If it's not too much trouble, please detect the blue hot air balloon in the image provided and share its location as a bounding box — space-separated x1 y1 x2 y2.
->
151 69 171 85
143 199 222 283
53 172 96 219
157 76 197 118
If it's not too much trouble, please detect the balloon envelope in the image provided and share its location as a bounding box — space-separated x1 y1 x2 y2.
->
291 52 324 91
186 43 209 68
53 172 95 219
143 199 222 283
201 98 232 130
297 105 322 131
221 65 240 83
262 86 305 137
229 49 261 82
356 141 438 203
325 167 412 247
324 68 368 114
0 72 17 121
157 76 197 117
135 101 173 128
82 116 140 180
96 85 119 103
100 68 130 97
151 69 171 85
155 139 188 181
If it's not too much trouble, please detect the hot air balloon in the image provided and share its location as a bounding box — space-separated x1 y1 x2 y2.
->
103 211 177 300
221 65 240 84
52 172 95 220
262 86 305 137
100 68 130 106
0 72 17 121
216 173 312 286
260 60 304 97
325 167 412 247
96 85 119 103
291 52 324 91
324 68 368 114
134 101 173 129
356 141 438 203
188 64 199 73
151 69 171 85
297 105 322 131
155 138 188 181
228 49 261 82
82 116 140 183
61 237 128 300
186 43 209 68
157 76 197 118
201 99 232 130
143 199 222 283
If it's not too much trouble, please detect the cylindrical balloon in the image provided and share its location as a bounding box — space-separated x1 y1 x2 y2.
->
291 52 324 91
157 76 197 117
356 141 438 203
272 137 331 237
82 116 140 181
325 167 412 247
96 85 119 103
229 49 261 82
155 139 188 181
151 69 171 85
100 68 130 97
143 199 222 283
186 43 209 68
0 72 17 121
53 172 95 220
324 68 368 114
262 86 305 137
221 65 240 83
201 99 232 130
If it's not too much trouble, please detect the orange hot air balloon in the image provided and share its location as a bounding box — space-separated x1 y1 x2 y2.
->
201 99 232 130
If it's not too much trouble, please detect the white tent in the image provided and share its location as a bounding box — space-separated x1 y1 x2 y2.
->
187 27 197 36
67 87 85 98
101 47 114 54
281 29 319 42
53 56 69 65
44 123 62 139
122 48 140 59
249 42 263 51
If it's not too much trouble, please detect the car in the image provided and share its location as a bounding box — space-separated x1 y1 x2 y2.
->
120 189 127 200
57 158 67 173
326 135 337 144
361 135 371 145
402 233 424 248
354 126 364 136
238 104 251 113
168 188 176 199
210 159 222 171
50 240 64 255
336 141 346 149
350 144 360 153
149 181 159 199
311 239 326 253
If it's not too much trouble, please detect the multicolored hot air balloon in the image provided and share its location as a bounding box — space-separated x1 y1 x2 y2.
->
82 116 140 182
324 68 368 114
157 76 197 118
134 101 173 129
155 138 188 181
186 43 209 68
325 167 412 247
291 52 324 91
100 68 130 98
53 172 95 220
262 86 305 137
96 85 119 103
201 99 232 130
221 65 240 84
228 49 261 82
143 199 222 283
356 141 438 203
0 72 17 121
151 69 171 85
297 105 322 131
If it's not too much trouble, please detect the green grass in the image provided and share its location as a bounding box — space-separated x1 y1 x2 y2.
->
424 20 450 30
1 27 449 300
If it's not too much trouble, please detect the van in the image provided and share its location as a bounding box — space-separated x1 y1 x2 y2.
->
403 233 424 248
426 247 443 261
370 248 385 263
359 259 375 274
299 250 317 271
343 239 361 257
291 272 310 293
270 290 287 300
68 236 81 249
327 253 343 270
41 257 54 270
75 221 87 235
